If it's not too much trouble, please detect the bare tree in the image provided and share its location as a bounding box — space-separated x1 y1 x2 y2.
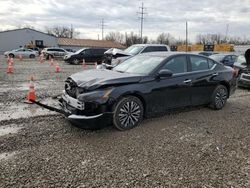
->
156 33 175 45
124 32 145 47
45 26 80 38
105 32 125 44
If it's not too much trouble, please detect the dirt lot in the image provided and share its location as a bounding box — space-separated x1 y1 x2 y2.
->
0 56 249 187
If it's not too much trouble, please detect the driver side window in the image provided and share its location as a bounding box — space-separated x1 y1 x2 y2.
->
161 56 187 74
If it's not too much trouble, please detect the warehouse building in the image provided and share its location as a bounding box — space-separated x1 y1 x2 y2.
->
0 28 125 54
0 28 58 54
57 38 125 51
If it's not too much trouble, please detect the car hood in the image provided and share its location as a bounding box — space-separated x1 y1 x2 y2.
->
69 69 142 90
104 48 131 56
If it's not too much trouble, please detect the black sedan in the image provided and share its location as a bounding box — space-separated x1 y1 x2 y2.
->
60 52 237 130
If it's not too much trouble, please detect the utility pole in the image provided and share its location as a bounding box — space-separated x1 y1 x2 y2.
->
137 2 147 43
186 21 188 52
225 24 229 43
70 24 73 38
100 18 107 40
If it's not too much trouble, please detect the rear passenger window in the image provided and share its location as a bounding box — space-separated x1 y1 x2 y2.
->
190 56 209 71
142 46 168 53
162 56 187 74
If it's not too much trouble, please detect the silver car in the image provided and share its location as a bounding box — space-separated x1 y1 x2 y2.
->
4 48 38 58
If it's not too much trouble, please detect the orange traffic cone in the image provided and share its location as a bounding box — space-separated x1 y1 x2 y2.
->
7 63 13 74
26 77 36 103
9 57 14 66
82 59 87 70
39 54 44 63
6 55 10 64
50 58 54 66
55 62 61 73
18 54 23 61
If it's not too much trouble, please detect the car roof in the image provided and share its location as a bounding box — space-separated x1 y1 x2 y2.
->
131 44 169 47
137 51 201 57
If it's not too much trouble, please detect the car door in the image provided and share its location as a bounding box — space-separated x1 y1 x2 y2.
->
82 49 92 62
187 55 218 105
146 55 192 115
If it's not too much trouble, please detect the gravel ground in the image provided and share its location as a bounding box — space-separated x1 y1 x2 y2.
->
0 56 249 187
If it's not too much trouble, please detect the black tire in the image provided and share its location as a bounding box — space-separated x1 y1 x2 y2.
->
113 96 144 131
210 85 228 110
9 54 14 58
29 54 35 58
73 58 80 65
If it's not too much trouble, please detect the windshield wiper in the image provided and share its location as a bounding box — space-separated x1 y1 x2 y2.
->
115 70 125 73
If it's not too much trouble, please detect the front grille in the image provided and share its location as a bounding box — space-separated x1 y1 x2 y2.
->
65 78 78 98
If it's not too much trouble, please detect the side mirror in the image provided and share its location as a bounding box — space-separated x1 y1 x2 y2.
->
158 69 173 78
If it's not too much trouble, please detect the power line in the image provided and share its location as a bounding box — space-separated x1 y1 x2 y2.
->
137 2 147 43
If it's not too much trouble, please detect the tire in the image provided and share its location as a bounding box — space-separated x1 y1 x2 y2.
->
29 54 35 58
113 96 144 131
210 85 228 110
73 58 80 65
9 54 14 58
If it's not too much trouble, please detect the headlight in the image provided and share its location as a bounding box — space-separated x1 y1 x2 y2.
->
77 88 113 102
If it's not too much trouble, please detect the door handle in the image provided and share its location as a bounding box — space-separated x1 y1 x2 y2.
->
212 72 219 76
183 79 192 84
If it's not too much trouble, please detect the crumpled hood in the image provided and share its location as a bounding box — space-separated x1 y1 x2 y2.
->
69 69 142 90
104 48 131 56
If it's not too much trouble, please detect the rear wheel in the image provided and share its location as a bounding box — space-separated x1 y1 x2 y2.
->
210 85 228 110
113 96 144 131
9 54 14 58
29 54 35 58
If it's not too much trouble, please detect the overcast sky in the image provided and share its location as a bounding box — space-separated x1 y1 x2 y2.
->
0 0 250 42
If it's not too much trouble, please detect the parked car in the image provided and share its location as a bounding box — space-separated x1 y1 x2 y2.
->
198 51 218 56
102 44 170 68
64 48 107 64
59 52 237 130
4 48 38 58
41 47 70 60
65 49 76 53
210 54 237 67
234 54 250 88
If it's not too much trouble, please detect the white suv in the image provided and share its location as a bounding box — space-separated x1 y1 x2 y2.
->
41 48 70 59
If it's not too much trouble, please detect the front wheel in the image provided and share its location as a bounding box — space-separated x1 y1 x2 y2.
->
72 58 79 65
210 85 228 110
113 96 144 131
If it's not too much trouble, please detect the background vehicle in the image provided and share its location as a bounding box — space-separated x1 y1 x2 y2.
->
210 54 237 67
4 48 38 58
234 53 250 88
103 44 170 67
64 48 107 65
41 47 69 60
65 49 76 53
198 51 218 56
60 52 237 130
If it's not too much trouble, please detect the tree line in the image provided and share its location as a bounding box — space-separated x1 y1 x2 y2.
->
18 25 250 47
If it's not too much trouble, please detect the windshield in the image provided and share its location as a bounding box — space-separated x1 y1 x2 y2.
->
210 54 225 62
236 55 246 64
124 46 144 55
113 55 165 75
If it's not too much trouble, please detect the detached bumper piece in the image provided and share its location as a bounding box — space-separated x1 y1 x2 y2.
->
60 93 113 130
238 73 250 88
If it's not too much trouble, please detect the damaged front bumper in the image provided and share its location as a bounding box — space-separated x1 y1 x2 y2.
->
59 92 113 129
238 73 250 88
